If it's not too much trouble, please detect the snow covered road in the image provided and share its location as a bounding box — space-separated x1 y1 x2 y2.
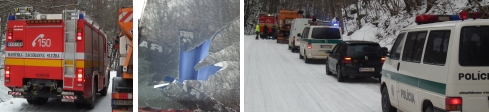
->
244 35 382 112
0 71 116 112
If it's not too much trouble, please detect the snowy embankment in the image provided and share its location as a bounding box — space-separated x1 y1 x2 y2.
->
341 0 471 50
0 33 10 103
0 68 12 103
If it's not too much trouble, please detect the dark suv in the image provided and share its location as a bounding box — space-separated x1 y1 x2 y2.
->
326 40 388 82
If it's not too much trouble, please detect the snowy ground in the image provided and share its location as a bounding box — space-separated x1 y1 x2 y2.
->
244 35 383 111
0 71 116 112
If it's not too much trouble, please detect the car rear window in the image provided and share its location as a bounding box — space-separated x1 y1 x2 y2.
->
311 28 341 39
459 26 489 66
346 43 381 56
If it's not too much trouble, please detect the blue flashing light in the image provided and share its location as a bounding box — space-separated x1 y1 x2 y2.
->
334 23 338 26
79 14 84 19
8 15 15 20
449 15 461 20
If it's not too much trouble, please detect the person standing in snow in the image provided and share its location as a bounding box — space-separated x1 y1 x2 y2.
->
263 25 269 39
271 26 277 39
255 24 260 39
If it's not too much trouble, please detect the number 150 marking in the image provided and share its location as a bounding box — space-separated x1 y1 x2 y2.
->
37 38 52 47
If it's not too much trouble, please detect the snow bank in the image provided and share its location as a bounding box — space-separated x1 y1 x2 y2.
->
0 98 27 111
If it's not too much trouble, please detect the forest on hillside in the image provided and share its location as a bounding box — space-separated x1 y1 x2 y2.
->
245 0 489 35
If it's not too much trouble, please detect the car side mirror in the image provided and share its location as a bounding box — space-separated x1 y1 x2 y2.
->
297 33 301 37
380 47 389 56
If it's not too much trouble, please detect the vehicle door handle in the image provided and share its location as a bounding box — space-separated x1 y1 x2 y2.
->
397 62 400 71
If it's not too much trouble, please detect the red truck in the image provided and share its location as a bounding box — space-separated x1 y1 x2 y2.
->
258 14 276 39
4 7 109 109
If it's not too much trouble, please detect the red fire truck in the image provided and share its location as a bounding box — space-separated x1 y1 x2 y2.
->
258 14 276 39
4 7 109 109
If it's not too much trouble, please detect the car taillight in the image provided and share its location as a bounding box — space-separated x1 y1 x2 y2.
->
307 42 312 49
342 56 352 64
5 66 10 82
76 69 83 86
77 28 83 41
381 56 386 63
446 97 462 111
7 28 13 40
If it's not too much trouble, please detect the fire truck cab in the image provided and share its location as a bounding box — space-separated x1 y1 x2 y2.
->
4 7 109 109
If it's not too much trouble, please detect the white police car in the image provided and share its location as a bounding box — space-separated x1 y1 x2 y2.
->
381 11 489 112
298 25 342 63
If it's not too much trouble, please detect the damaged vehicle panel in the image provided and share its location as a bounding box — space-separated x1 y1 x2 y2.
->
138 0 239 111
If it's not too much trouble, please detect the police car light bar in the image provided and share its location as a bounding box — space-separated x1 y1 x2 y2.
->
459 10 482 21
415 10 482 24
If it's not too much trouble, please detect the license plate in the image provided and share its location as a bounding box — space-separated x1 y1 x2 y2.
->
321 45 332 48
359 67 375 72
113 100 132 105
438 16 450 21
7 42 23 47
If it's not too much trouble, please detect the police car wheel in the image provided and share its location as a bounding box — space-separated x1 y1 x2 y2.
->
381 87 396 112
304 51 310 63
423 103 434 112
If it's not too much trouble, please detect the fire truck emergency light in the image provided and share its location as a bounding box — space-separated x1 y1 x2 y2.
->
77 28 83 41
5 66 10 82
7 28 13 40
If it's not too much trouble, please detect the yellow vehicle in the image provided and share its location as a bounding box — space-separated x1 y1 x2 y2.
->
276 9 303 43
111 6 133 111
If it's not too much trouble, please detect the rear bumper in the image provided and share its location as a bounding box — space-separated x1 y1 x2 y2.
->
341 65 382 77
112 103 133 112
112 107 133 112
306 52 329 59
8 89 85 103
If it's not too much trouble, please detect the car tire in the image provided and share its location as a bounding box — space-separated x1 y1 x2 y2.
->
299 53 304 59
304 51 310 63
336 65 345 82
326 60 333 75
288 45 291 50
423 103 434 112
382 87 397 112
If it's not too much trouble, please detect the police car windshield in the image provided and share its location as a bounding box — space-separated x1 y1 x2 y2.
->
311 28 341 39
459 26 489 66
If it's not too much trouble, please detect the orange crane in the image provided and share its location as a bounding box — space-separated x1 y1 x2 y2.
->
276 9 303 43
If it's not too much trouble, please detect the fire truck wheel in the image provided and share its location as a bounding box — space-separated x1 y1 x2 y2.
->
100 86 108 96
31 97 48 105
86 79 96 109
75 102 85 108
26 98 34 104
